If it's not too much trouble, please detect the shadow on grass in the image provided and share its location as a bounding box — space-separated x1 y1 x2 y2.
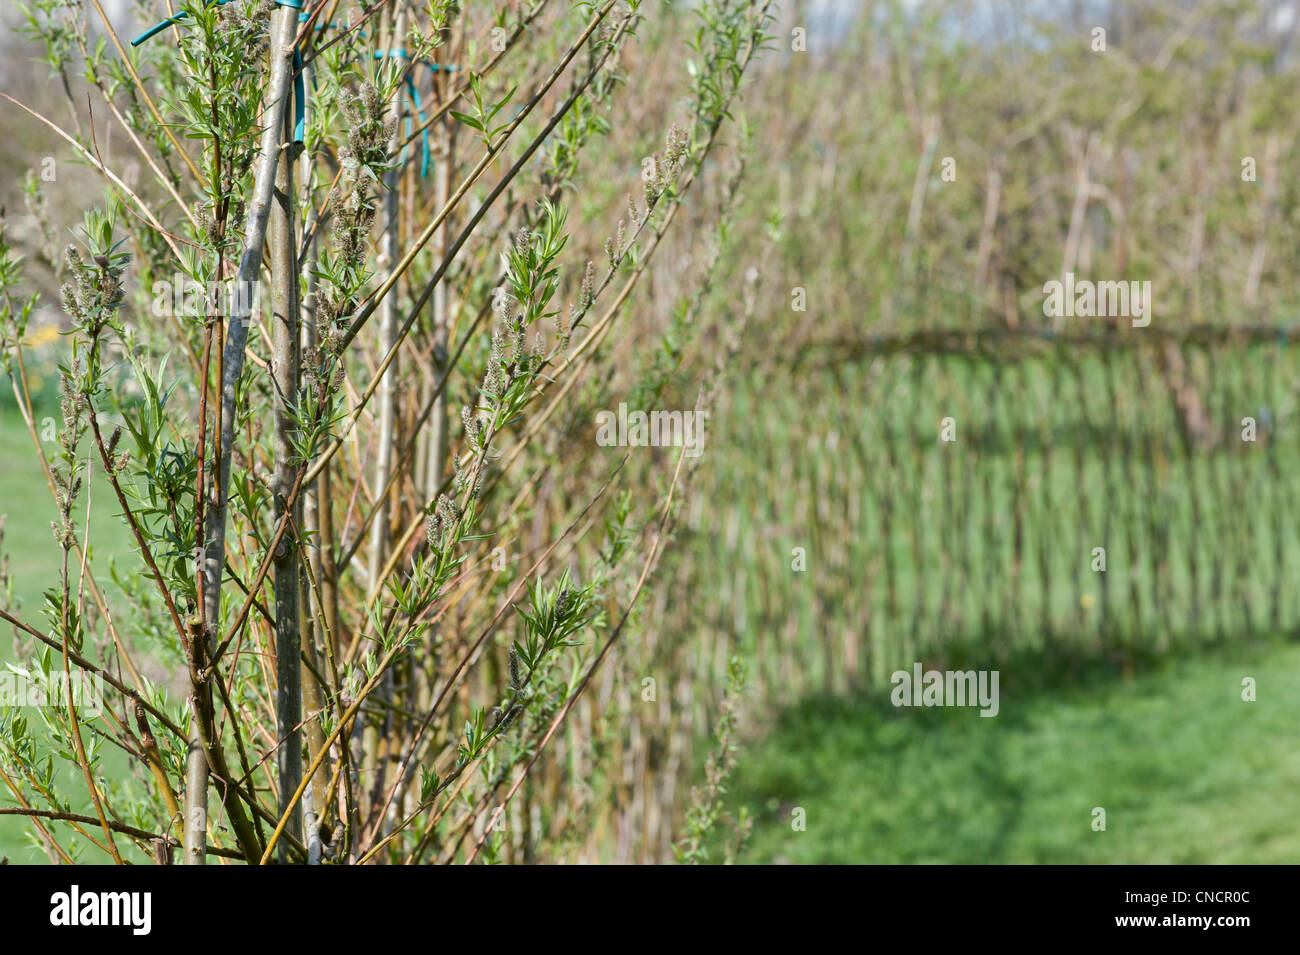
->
720 633 1299 864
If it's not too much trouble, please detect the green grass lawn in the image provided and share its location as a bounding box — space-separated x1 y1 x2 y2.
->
0 403 70 613
0 403 137 863
0 400 137 612
723 640 1300 864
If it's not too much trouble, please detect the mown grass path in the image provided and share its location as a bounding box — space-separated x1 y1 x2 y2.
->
727 642 1300 863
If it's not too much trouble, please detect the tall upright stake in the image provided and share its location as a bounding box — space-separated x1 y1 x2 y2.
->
189 3 300 865
269 70 303 863
362 2 408 836
297 57 332 864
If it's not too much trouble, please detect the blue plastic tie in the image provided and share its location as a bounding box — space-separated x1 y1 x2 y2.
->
132 1 306 143
373 50 437 178
132 4 457 169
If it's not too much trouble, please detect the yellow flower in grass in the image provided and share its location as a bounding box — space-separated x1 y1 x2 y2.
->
21 325 61 347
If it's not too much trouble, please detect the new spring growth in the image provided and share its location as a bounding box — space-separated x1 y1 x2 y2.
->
508 644 524 692
218 0 276 55
50 471 81 549
105 426 129 475
425 493 462 553
493 645 528 732
557 261 594 350
460 405 486 451
495 703 523 732
317 83 394 351
60 245 124 334
51 361 90 539
644 125 691 208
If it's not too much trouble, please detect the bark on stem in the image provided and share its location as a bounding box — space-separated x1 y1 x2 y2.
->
362 0 408 838
270 92 303 863
297 57 332 863
188 3 301 865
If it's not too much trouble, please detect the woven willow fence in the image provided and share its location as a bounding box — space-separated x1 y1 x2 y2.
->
585 330 1289 779
489 327 1299 862
672 329 1300 708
